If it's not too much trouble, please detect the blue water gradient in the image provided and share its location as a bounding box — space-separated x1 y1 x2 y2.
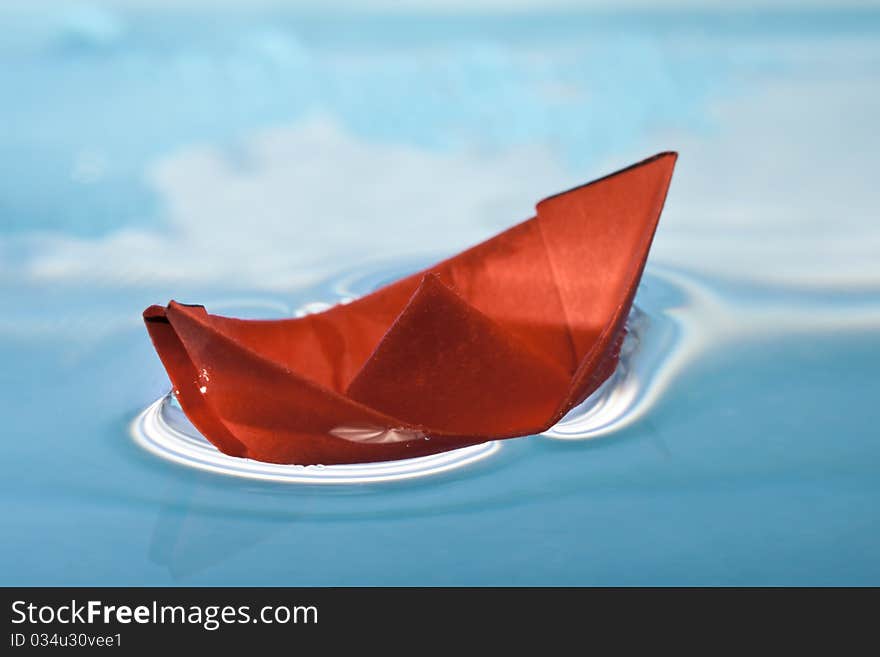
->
1 4 879 585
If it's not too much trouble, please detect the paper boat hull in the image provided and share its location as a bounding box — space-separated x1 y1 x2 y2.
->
144 152 677 465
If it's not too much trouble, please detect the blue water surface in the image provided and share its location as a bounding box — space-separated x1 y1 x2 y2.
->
1 3 879 585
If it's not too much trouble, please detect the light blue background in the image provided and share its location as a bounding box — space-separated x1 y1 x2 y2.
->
1 2 878 585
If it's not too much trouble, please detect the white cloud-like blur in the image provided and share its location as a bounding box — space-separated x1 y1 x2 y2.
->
641 76 880 288
18 117 575 289
4 7 879 293
15 65 880 292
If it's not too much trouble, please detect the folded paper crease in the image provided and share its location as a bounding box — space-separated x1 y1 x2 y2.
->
143 151 677 465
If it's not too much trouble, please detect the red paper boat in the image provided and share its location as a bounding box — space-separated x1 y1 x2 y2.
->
144 152 677 465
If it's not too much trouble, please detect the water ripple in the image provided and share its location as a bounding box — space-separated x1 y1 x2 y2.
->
131 395 500 485
132 261 698 482
542 301 682 441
